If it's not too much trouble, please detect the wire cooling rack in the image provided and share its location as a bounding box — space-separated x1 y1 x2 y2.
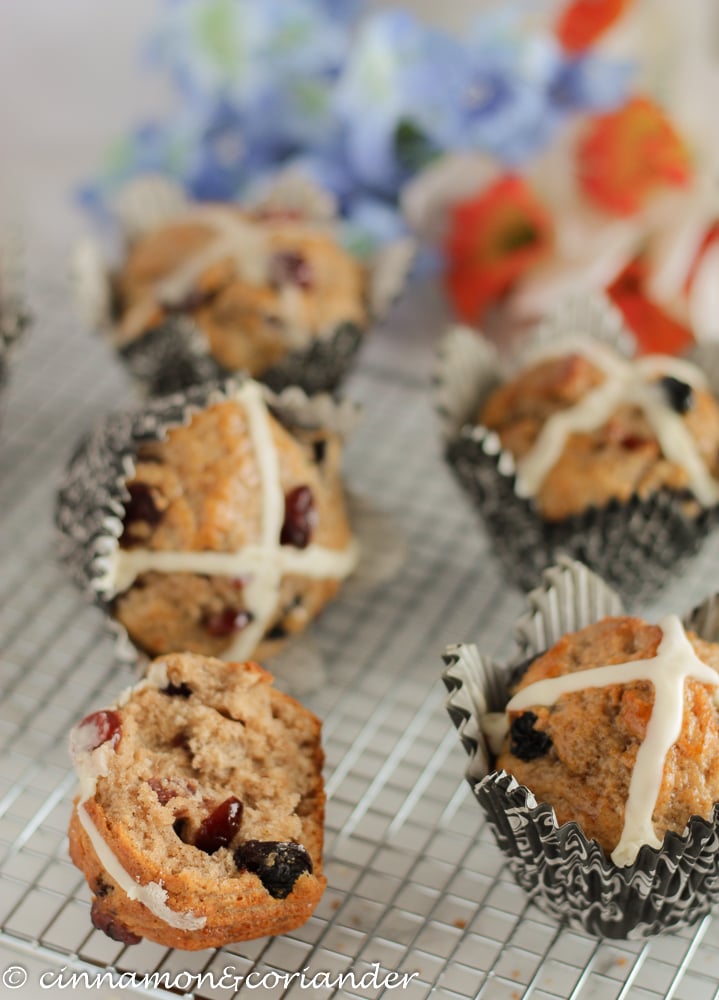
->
3 268 719 1000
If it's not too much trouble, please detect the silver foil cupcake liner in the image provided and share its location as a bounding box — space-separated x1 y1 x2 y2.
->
74 174 414 398
436 292 719 605
443 557 719 939
0 231 30 396
116 315 366 399
55 375 404 678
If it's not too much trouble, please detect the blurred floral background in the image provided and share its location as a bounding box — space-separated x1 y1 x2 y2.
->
4 0 719 347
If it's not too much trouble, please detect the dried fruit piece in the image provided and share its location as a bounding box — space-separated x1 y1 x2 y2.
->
280 485 317 549
90 899 142 944
148 776 197 805
121 482 163 543
659 376 693 414
312 439 327 465
269 251 313 290
74 710 122 753
509 711 553 761
162 682 193 698
203 608 254 638
234 840 312 899
195 797 244 854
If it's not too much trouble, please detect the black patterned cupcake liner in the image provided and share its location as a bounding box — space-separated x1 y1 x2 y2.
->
443 557 719 939
116 315 366 399
0 232 30 398
74 175 414 399
435 292 719 605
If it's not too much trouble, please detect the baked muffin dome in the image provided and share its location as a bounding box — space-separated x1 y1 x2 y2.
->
479 338 719 521
114 205 367 381
102 382 357 661
496 615 719 866
68 654 326 949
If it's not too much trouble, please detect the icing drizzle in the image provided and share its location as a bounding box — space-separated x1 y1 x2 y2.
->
118 206 322 348
98 380 358 661
507 615 719 866
513 336 719 507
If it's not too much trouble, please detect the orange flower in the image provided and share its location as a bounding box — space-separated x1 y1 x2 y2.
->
578 97 692 216
556 0 635 53
444 176 553 324
607 258 694 355
684 221 719 295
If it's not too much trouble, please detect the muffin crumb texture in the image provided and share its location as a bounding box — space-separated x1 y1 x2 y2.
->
68 653 326 949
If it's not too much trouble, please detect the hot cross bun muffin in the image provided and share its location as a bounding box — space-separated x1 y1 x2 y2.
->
478 340 719 521
68 654 326 949
113 204 367 390
495 615 719 866
97 382 357 662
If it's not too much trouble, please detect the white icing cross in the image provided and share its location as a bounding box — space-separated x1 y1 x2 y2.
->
97 380 358 661
514 335 719 506
118 206 321 347
119 207 272 344
507 614 719 866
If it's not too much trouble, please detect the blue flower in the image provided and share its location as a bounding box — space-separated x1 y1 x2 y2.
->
335 10 464 196
182 97 291 201
439 7 632 167
147 0 353 147
548 53 633 114
79 0 636 251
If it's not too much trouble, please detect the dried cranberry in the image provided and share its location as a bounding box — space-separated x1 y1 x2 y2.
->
202 608 254 638
619 434 652 451
269 251 313 290
510 711 552 762
233 840 312 899
90 899 142 945
148 776 197 805
75 710 122 752
195 797 244 854
121 482 163 543
280 485 317 549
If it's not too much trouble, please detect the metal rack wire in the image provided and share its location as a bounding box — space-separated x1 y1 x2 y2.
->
2 266 719 999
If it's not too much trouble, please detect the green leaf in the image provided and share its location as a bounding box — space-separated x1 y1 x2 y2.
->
394 118 437 172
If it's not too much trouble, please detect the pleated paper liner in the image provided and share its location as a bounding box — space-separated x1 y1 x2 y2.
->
0 229 30 401
443 557 719 939
74 174 414 398
436 292 719 605
55 375 404 690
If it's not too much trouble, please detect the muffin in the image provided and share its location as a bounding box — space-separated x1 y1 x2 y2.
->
479 338 719 522
443 558 719 938
68 653 326 949
56 377 359 665
104 201 368 396
437 293 719 600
